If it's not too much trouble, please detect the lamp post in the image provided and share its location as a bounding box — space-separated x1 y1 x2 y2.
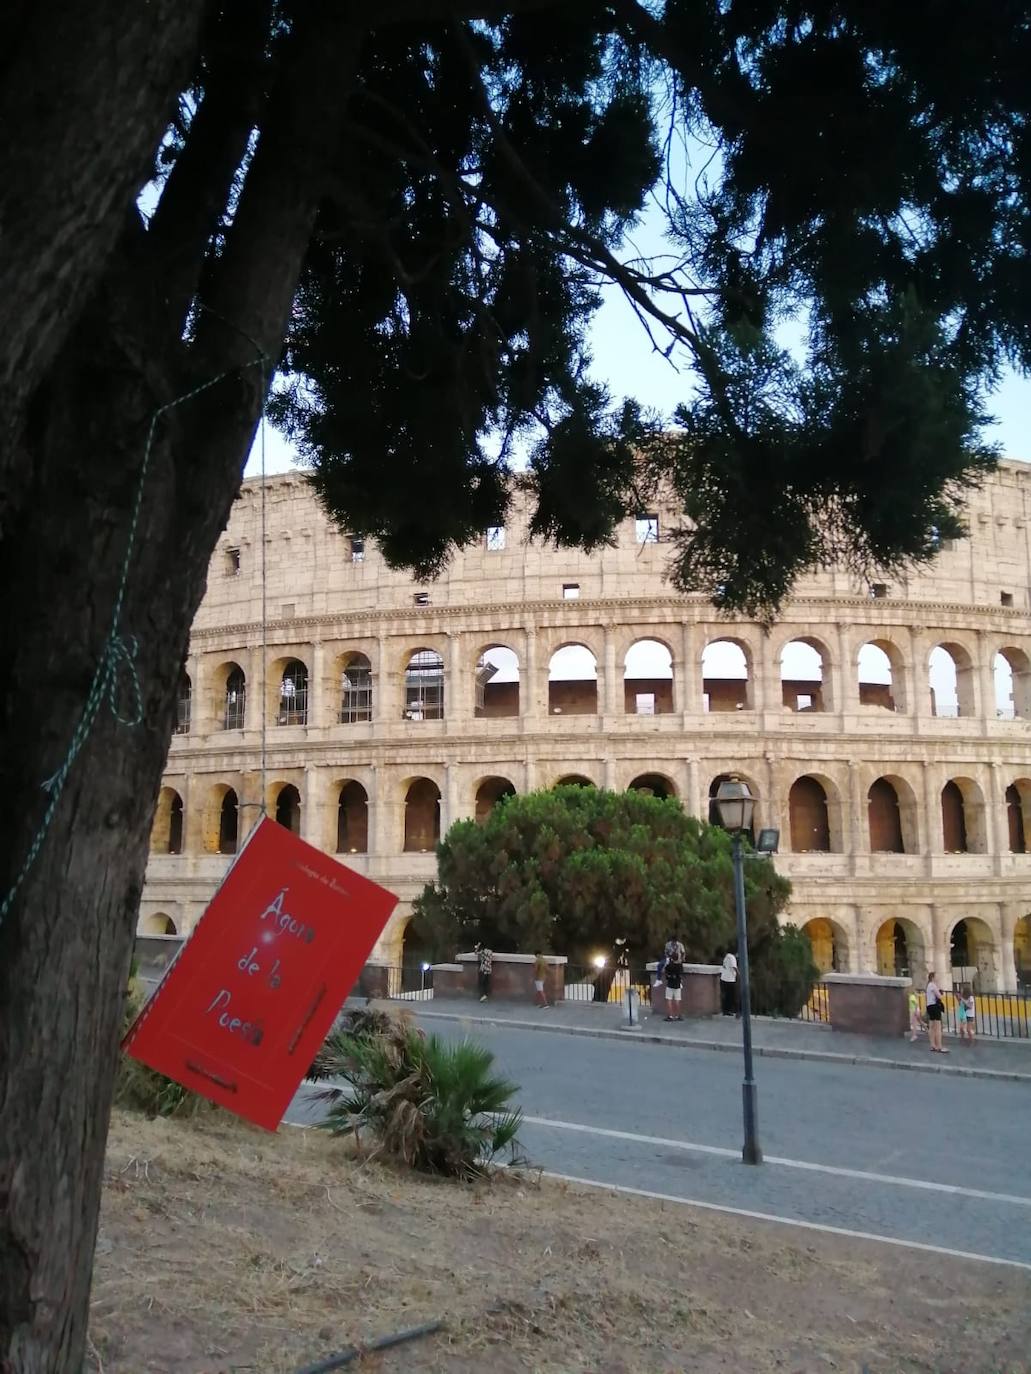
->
714 777 763 1166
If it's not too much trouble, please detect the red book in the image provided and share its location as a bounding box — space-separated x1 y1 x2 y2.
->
124 817 397 1130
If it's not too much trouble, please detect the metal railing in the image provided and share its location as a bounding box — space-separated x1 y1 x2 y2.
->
917 989 1030 1039
562 964 650 1005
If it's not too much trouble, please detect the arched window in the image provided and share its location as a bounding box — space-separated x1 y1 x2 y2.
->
336 781 369 853
475 647 520 717
404 650 444 720
223 666 246 730
174 672 192 734
624 639 674 715
548 644 598 715
1015 915 1031 989
1006 783 1028 854
994 648 1031 719
868 778 904 853
875 918 926 979
274 783 301 834
780 639 827 712
151 787 184 855
218 789 238 854
340 654 373 723
702 640 750 712
789 776 831 852
554 774 594 788
475 776 516 823
929 643 973 717
802 917 849 974
404 778 441 851
629 773 676 800
139 913 177 935
949 917 998 990
857 642 898 711
278 660 308 725
941 780 968 852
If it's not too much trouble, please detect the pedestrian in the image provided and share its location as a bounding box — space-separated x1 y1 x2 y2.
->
664 945 684 1022
908 989 926 1042
925 970 949 1053
476 943 493 1002
664 934 685 963
533 950 549 1008
959 983 976 1044
720 948 738 1016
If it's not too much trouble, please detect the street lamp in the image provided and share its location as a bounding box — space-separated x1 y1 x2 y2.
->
714 776 763 1166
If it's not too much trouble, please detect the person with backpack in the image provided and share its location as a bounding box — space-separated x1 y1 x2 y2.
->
664 937 685 1022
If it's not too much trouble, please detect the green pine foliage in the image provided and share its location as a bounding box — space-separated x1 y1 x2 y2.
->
414 784 792 966
315 1018 525 1180
263 4 1031 617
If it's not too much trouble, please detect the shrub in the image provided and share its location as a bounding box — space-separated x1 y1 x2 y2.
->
748 924 820 1018
114 975 211 1119
315 1019 525 1179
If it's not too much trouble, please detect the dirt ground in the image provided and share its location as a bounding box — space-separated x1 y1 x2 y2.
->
89 1109 1030 1374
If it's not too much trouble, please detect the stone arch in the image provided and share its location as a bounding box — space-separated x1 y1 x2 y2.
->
801 916 850 974
868 777 904 853
475 645 520 718
339 651 373 724
404 777 441 851
623 638 674 715
1005 780 1031 853
1014 915 1031 989
138 912 177 935
628 773 677 801
203 783 239 855
475 775 516 822
274 656 309 726
174 671 192 735
273 782 301 834
403 648 445 721
993 646 1031 719
400 912 436 983
788 775 835 852
554 774 595 788
779 636 831 713
874 916 928 980
948 915 1000 991
548 643 598 715
336 780 368 853
857 640 904 712
941 777 986 853
867 773 919 853
214 660 246 731
702 638 752 712
151 786 184 855
928 641 974 718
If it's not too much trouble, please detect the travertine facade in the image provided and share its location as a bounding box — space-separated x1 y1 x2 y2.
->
143 462 1031 992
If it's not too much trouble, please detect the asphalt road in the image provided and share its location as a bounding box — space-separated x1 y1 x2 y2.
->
287 1017 1031 1267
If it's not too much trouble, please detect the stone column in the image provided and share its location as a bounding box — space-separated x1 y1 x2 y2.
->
308 640 325 728
185 650 202 733
836 623 858 717
763 755 781 843
999 902 1020 993
753 629 775 715
179 771 197 854
604 756 618 791
681 620 699 715
922 761 941 874
445 631 463 725
443 762 461 831
848 760 867 873
368 764 382 856
523 628 540 727
928 901 951 989
602 625 621 716
909 625 929 720
523 757 537 793
686 757 701 820
986 761 1004 869
302 764 324 849
378 635 401 725
977 628 994 726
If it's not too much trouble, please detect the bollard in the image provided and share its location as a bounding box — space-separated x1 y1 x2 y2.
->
620 986 641 1031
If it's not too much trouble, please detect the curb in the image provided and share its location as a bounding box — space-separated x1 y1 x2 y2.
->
413 1009 1031 1084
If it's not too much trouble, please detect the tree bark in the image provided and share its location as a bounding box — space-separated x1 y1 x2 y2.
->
0 0 205 431
0 10 364 1368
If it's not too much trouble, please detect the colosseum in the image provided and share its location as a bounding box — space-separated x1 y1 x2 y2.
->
142 461 1031 994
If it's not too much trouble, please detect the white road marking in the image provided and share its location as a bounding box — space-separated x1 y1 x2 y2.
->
540 1169 1031 1272
521 1114 1031 1208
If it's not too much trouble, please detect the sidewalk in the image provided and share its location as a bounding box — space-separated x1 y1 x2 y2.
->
399 994 1031 1082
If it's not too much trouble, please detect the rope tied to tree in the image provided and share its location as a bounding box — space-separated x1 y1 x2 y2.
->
0 356 269 928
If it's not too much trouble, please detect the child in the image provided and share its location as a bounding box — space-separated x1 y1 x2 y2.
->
908 989 925 1042
960 985 976 1043
533 951 549 1008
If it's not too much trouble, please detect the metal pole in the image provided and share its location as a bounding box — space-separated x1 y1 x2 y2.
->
732 832 763 1165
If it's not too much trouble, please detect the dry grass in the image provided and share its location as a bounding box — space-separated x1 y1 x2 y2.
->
90 1108 1031 1374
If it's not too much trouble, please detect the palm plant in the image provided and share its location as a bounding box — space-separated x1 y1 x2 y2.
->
315 1020 525 1179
